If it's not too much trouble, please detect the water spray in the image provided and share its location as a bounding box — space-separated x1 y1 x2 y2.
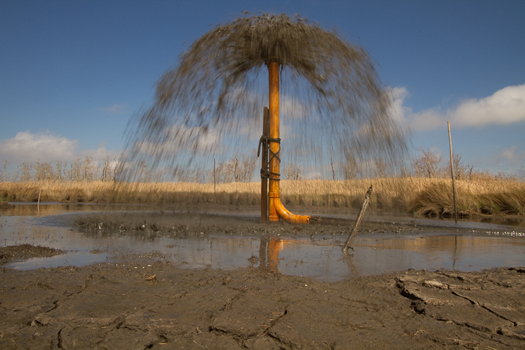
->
120 13 410 224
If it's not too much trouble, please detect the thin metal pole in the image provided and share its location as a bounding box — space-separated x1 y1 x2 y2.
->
448 121 458 224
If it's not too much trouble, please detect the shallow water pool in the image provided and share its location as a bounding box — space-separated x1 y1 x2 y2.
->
1 203 524 281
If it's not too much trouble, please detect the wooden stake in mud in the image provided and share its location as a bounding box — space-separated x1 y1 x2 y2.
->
448 121 458 224
37 187 42 216
259 107 270 222
343 185 373 253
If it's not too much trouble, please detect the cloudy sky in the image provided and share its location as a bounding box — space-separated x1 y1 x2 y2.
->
1 0 524 177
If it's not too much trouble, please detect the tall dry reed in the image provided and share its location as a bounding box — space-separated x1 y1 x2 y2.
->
1 177 523 217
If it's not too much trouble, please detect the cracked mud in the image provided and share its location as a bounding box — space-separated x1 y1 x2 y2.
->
1 244 524 349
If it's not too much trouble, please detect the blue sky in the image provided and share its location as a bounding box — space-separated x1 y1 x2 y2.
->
1 0 524 178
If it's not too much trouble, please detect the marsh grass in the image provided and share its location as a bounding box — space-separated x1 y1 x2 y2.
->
1 177 523 217
410 178 525 217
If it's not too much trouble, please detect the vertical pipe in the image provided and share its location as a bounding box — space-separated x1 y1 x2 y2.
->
268 59 280 222
265 59 312 224
448 121 458 224
261 107 269 222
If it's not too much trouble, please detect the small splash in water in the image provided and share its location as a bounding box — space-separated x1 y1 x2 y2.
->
120 12 409 182
486 231 524 237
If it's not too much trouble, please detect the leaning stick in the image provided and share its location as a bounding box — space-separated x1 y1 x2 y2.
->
342 185 373 253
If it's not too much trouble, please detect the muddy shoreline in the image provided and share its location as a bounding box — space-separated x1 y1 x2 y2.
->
72 210 485 239
1 211 524 349
0 244 524 349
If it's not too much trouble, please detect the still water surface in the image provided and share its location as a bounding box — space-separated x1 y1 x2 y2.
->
1 203 524 281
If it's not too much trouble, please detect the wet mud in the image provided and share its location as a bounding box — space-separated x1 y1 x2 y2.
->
0 202 14 210
73 210 476 238
0 244 65 266
0 244 524 349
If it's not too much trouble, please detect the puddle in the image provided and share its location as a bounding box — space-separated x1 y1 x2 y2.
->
1 204 524 281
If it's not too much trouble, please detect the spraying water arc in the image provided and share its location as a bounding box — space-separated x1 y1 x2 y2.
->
119 13 410 224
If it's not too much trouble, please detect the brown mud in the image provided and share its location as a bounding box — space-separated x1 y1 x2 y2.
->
0 202 14 210
1 210 524 349
72 210 478 238
0 244 524 349
0 244 65 266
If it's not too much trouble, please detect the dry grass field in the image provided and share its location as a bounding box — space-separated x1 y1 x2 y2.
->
1 177 524 217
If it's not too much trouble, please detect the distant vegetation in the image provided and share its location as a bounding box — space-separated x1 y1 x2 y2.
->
1 149 523 218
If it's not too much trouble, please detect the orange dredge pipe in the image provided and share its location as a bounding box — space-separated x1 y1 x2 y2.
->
267 58 310 224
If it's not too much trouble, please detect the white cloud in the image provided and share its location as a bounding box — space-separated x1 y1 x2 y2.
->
499 146 525 164
302 170 322 180
135 125 222 156
0 130 115 165
454 85 525 126
102 103 126 114
280 94 313 121
387 87 442 131
0 131 78 163
387 87 410 123
474 146 525 176
394 84 525 130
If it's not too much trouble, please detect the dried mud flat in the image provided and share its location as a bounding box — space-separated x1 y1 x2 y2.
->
1 251 524 349
1 212 524 349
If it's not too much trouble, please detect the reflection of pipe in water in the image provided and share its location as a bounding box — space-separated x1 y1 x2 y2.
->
264 237 311 273
264 237 358 276
267 238 294 272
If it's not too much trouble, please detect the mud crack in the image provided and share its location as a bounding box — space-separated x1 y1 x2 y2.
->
57 328 64 349
452 291 519 326
45 300 59 313
260 308 288 335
